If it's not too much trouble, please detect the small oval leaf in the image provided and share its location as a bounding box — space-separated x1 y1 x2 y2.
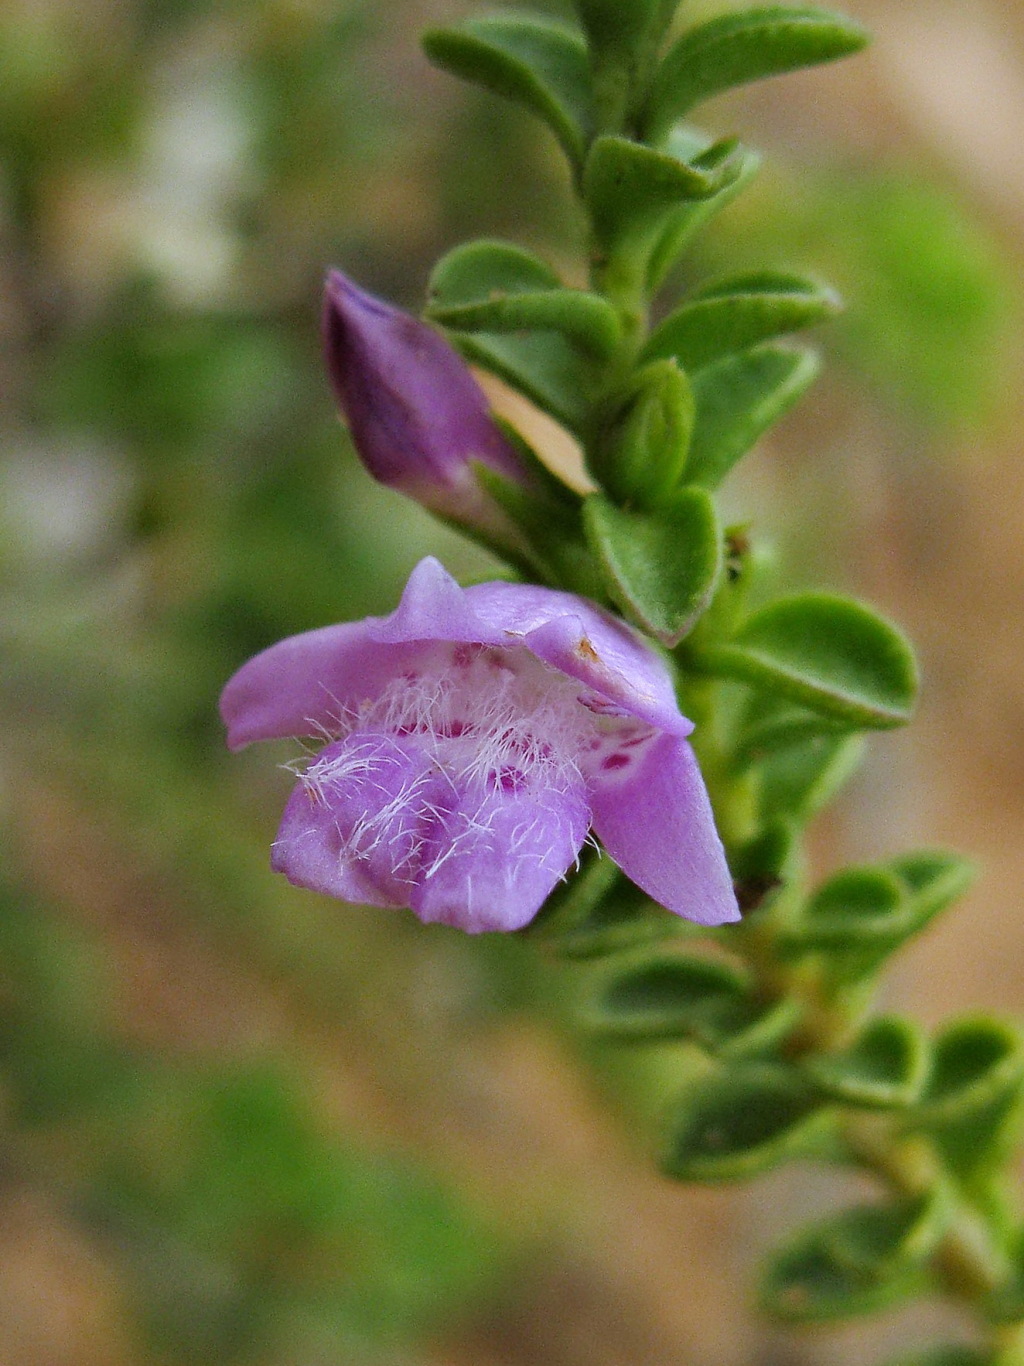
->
429 241 604 431
647 132 762 292
584 488 722 644
429 289 622 358
887 851 976 931
760 1195 942 1324
643 272 841 372
913 1018 1024 1180
584 952 752 1043
806 1016 931 1109
691 593 918 728
685 343 821 489
662 1063 830 1181
758 732 866 822
643 5 870 142
423 17 592 169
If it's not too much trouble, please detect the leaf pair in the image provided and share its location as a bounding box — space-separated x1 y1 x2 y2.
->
423 8 869 166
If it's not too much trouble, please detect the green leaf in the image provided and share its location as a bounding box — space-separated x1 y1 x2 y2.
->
888 851 977 929
572 0 679 64
647 132 762 293
733 693 848 765
643 6 869 143
572 0 680 132
584 488 721 644
643 271 841 372
718 995 805 1060
912 1019 1024 1182
428 241 604 431
583 951 752 1043
684 343 821 489
662 1062 830 1181
585 133 741 260
757 730 865 821
689 593 918 728
760 1194 943 1323
806 1016 931 1109
422 16 592 169
531 857 689 959
790 865 908 953
737 703 865 826
426 242 621 358
782 852 972 972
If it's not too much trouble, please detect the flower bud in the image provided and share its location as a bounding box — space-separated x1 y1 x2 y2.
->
589 359 694 509
322 269 531 541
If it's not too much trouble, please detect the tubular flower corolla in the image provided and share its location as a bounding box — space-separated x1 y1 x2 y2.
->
221 558 740 934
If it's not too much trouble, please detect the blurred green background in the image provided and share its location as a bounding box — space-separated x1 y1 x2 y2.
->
2 1 1024 1363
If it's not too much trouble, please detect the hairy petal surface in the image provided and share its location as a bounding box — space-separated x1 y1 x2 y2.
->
410 783 591 933
272 733 453 906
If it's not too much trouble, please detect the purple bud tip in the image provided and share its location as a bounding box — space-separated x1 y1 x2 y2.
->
322 270 527 514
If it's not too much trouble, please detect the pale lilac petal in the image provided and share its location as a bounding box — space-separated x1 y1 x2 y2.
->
221 622 421 750
409 784 590 934
589 733 740 926
365 557 505 648
464 579 691 736
271 734 452 906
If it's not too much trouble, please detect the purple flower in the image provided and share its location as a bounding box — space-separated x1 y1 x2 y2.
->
221 557 740 934
323 270 530 540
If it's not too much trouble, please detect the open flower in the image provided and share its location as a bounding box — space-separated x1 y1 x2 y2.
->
323 270 531 545
221 558 739 934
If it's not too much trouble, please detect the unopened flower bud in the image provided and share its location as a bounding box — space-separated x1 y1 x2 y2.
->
322 270 531 543
590 359 694 508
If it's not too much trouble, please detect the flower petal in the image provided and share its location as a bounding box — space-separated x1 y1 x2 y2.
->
589 733 740 926
409 783 590 934
465 578 692 736
220 623 415 749
271 734 452 906
365 556 505 648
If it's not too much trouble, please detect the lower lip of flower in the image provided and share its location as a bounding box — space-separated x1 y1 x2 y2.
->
277 641 657 902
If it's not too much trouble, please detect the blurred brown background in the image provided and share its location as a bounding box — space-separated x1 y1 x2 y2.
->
1 1 1023 1363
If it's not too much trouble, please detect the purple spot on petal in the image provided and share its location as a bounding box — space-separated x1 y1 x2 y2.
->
602 753 631 772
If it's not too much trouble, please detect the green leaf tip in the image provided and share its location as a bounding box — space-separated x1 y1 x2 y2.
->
806 1015 931 1109
643 271 842 373
643 6 870 143
585 134 742 260
426 239 622 358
